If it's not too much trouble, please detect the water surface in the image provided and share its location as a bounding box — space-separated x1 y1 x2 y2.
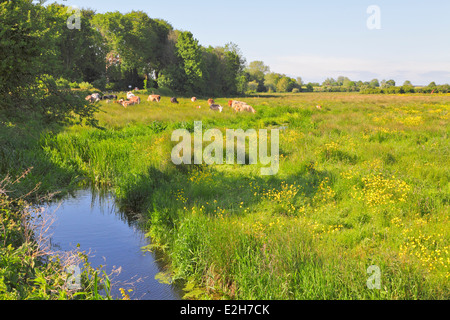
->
46 188 181 300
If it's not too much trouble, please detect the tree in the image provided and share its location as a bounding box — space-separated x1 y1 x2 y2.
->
149 19 173 81
305 83 314 92
402 80 414 93
369 79 380 88
343 79 356 91
0 0 45 106
322 78 337 86
175 31 205 94
35 5 107 83
276 76 296 93
222 42 246 95
264 73 282 92
0 1 98 124
202 46 226 96
337 76 348 86
247 80 258 93
91 11 164 89
403 80 413 86
385 80 396 88
246 61 270 92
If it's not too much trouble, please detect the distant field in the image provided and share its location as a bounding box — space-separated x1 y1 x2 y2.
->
34 92 450 299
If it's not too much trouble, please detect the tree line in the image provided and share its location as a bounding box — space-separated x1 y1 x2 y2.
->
244 70 450 95
316 77 450 94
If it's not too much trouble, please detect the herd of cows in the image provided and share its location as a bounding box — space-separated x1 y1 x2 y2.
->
84 92 257 114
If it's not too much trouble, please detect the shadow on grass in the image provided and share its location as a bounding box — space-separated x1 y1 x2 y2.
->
115 156 331 224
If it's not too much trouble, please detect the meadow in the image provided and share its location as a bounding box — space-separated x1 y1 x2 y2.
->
5 92 449 299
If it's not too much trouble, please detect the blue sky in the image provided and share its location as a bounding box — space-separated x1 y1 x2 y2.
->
53 0 450 85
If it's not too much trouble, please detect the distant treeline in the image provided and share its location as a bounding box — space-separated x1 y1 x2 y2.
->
313 78 450 94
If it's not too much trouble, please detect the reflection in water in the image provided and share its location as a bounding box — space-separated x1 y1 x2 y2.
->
45 188 182 300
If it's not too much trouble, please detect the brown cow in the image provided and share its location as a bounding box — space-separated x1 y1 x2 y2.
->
116 98 138 108
148 95 161 102
116 99 125 107
129 96 141 104
122 100 138 108
229 100 241 111
191 97 197 102
239 104 256 113
231 100 256 113
207 99 215 106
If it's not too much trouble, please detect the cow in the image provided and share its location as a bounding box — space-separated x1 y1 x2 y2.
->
230 100 256 113
122 100 135 108
85 93 102 103
316 105 322 110
191 97 197 102
148 95 161 102
229 100 243 111
238 104 256 113
170 97 179 104
207 99 215 106
103 94 117 100
129 96 141 104
209 104 223 112
117 99 137 108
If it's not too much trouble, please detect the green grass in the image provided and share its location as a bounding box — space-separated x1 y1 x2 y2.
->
2 92 449 299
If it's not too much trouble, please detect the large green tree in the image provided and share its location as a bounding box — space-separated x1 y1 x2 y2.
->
0 0 45 105
41 4 106 82
175 31 205 94
0 1 98 125
91 11 167 89
222 42 246 95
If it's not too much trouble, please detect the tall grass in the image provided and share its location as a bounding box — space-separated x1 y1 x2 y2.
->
20 93 450 299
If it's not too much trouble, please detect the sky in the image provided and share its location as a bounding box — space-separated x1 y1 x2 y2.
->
52 0 450 85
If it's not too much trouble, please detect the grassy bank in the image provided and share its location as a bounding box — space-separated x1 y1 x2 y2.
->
3 92 449 299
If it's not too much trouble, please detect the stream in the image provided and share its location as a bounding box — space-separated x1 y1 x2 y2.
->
44 188 182 300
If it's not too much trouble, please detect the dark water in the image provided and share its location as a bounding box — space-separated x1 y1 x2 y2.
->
45 188 182 300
